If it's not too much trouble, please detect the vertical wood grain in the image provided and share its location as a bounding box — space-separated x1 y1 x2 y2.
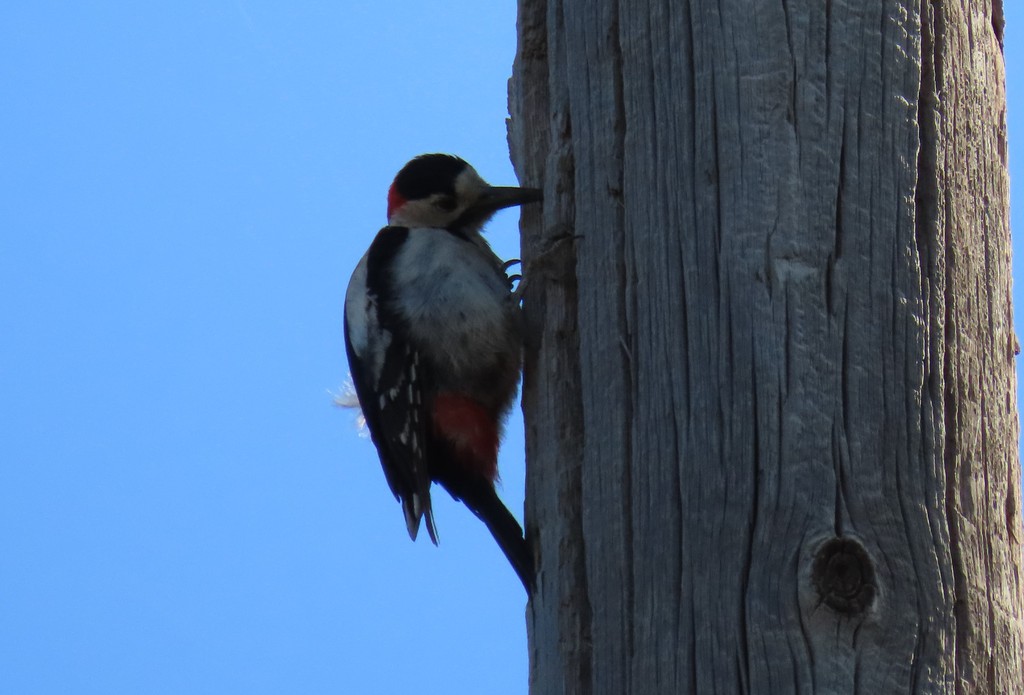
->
509 0 1021 692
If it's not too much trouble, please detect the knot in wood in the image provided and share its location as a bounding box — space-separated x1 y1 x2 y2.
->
811 537 876 615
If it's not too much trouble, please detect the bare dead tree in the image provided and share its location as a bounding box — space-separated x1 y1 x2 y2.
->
508 1 1023 692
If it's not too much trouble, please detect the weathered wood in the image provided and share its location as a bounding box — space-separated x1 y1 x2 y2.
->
919 2 1022 692
509 2 592 692
509 0 1022 692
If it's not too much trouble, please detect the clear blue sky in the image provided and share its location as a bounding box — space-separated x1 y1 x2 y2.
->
1 4 1021 694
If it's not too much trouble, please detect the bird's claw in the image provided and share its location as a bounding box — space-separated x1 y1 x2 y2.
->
511 274 528 304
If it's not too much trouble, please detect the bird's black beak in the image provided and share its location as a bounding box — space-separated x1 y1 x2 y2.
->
477 185 543 212
459 186 543 228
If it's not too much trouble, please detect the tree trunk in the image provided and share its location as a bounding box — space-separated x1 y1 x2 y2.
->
508 1 1023 693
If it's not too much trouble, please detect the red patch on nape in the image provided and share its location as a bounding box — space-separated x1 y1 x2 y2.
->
386 182 406 222
432 393 499 482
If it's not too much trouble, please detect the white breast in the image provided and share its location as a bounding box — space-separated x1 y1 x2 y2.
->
391 228 518 376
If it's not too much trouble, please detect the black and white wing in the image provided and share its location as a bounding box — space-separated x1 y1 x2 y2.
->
343 227 437 542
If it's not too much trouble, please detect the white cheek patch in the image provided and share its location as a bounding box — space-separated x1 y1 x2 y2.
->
390 198 450 228
453 166 487 202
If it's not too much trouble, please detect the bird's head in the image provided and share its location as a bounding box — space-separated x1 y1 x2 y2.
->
386 153 542 233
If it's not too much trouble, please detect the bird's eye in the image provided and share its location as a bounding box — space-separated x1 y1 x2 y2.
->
433 196 457 212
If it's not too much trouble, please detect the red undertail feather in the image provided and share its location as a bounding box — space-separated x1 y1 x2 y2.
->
431 393 499 482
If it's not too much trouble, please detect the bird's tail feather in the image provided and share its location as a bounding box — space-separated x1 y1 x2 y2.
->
438 472 534 594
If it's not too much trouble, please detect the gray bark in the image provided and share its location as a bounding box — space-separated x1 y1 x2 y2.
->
508 1 1023 693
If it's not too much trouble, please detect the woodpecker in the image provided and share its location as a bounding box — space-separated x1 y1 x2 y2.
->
344 153 541 592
